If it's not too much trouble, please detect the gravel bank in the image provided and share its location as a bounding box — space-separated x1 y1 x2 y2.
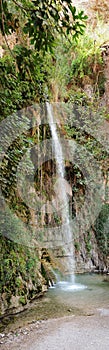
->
1 313 109 350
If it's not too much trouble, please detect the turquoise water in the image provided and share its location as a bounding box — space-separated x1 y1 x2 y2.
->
48 274 109 314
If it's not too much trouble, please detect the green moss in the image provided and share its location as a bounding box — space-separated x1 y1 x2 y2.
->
0 229 41 307
19 296 27 305
84 232 92 254
15 277 23 288
95 204 109 256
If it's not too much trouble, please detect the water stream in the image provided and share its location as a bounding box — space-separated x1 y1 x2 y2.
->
46 102 75 283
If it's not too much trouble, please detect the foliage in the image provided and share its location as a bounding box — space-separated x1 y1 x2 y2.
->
0 0 87 52
0 4 108 307
0 234 38 289
0 18 105 112
19 296 27 305
0 54 38 120
95 204 109 257
84 232 92 254
43 27 105 103
0 222 42 306
69 34 102 77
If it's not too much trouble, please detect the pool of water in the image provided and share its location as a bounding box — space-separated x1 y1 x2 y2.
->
1 274 109 333
48 274 109 314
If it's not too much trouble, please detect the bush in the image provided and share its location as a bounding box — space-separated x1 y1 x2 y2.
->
95 204 109 256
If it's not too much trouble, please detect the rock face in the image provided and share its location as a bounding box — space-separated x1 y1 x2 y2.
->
0 275 46 317
50 231 107 276
75 229 107 274
0 239 58 317
0 0 109 320
74 0 109 24
0 274 47 317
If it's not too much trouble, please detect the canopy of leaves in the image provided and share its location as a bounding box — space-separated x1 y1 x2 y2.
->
0 0 87 52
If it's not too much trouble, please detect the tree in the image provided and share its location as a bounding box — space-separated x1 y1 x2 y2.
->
0 0 87 52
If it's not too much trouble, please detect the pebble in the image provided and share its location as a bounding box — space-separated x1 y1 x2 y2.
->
0 320 42 345
0 334 5 338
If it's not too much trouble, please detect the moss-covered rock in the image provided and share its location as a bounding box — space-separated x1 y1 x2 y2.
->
0 234 47 316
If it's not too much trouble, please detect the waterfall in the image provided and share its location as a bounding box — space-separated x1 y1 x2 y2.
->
46 102 75 283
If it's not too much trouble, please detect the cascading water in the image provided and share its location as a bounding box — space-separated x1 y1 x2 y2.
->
46 102 75 283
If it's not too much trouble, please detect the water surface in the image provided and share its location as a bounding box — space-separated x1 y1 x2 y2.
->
49 274 109 314
1 274 109 333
